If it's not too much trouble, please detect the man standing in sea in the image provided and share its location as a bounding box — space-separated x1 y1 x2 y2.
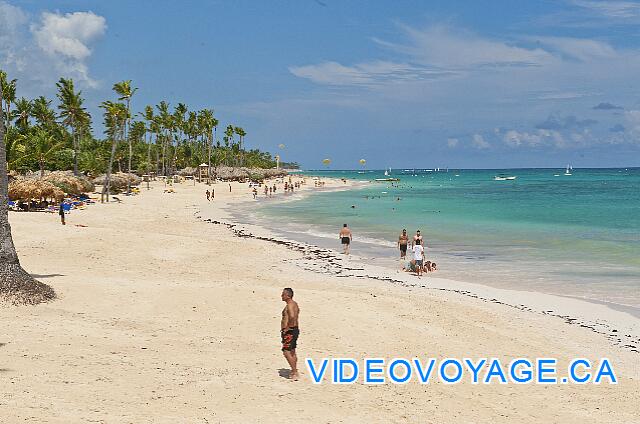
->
412 229 423 248
281 288 300 380
398 229 408 259
339 224 352 254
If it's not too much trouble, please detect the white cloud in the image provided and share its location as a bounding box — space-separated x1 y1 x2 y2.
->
501 129 565 148
0 2 106 89
447 137 459 148
529 36 617 62
572 0 640 19
32 11 106 60
394 25 553 69
289 60 457 87
471 134 490 149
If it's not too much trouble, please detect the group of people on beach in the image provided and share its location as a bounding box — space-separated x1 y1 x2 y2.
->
399 229 436 276
338 225 436 277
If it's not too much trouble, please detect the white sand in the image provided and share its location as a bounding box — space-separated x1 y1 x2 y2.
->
2 177 639 423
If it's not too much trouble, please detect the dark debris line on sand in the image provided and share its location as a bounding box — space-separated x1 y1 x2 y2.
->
195 211 640 355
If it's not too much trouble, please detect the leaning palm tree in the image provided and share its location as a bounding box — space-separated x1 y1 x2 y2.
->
0 80 56 305
56 78 87 176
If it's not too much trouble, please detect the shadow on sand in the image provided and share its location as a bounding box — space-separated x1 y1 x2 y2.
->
31 274 64 279
278 368 291 379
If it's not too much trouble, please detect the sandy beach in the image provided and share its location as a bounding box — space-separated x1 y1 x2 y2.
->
2 177 639 423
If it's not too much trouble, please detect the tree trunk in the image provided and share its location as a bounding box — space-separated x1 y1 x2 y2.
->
40 160 45 178
146 132 151 190
72 116 79 176
0 88 55 305
126 98 131 195
102 130 119 203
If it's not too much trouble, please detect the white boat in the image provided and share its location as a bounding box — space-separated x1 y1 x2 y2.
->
494 175 517 181
384 168 390 176
564 165 572 176
375 178 400 182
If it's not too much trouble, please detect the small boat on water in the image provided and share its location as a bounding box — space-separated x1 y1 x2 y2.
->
375 178 400 182
564 165 573 176
494 175 517 181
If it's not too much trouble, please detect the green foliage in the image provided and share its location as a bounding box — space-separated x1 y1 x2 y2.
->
1 69 284 177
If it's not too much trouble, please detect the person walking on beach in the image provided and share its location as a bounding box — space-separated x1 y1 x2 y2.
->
398 229 408 259
339 224 352 255
206 190 210 201
229 184 232 193
281 287 300 380
59 201 66 225
413 239 425 276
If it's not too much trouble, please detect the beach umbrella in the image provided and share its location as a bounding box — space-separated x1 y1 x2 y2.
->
9 179 64 201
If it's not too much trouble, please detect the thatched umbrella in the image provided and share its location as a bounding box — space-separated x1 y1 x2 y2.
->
9 179 64 202
178 167 197 177
92 172 141 192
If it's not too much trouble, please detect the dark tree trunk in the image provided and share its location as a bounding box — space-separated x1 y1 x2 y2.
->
0 88 55 305
102 128 119 203
72 117 79 177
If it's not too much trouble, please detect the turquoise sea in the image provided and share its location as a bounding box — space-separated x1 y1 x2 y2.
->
234 168 640 311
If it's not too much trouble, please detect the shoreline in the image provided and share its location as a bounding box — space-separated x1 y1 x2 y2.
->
212 176 640 350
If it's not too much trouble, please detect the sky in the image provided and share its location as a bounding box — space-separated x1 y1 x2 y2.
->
1 0 640 169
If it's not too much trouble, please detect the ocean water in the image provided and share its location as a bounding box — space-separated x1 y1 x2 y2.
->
234 168 640 311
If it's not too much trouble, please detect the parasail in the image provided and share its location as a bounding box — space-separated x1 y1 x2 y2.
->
322 158 331 167
359 159 366 166
278 143 285 149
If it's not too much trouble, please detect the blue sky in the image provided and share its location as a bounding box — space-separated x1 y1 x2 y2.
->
1 0 640 168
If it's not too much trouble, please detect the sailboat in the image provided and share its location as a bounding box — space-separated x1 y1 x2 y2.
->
376 168 399 182
564 165 572 176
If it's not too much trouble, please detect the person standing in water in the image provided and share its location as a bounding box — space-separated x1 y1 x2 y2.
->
412 230 423 248
281 287 300 380
398 229 408 259
339 224 352 255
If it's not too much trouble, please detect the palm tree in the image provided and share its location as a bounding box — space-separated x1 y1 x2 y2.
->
31 96 57 130
100 100 128 202
155 101 171 175
0 78 55 305
224 125 236 166
14 97 31 131
198 109 217 182
56 78 87 176
29 127 65 177
3 127 26 170
0 70 17 128
234 126 246 167
112 80 137 192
